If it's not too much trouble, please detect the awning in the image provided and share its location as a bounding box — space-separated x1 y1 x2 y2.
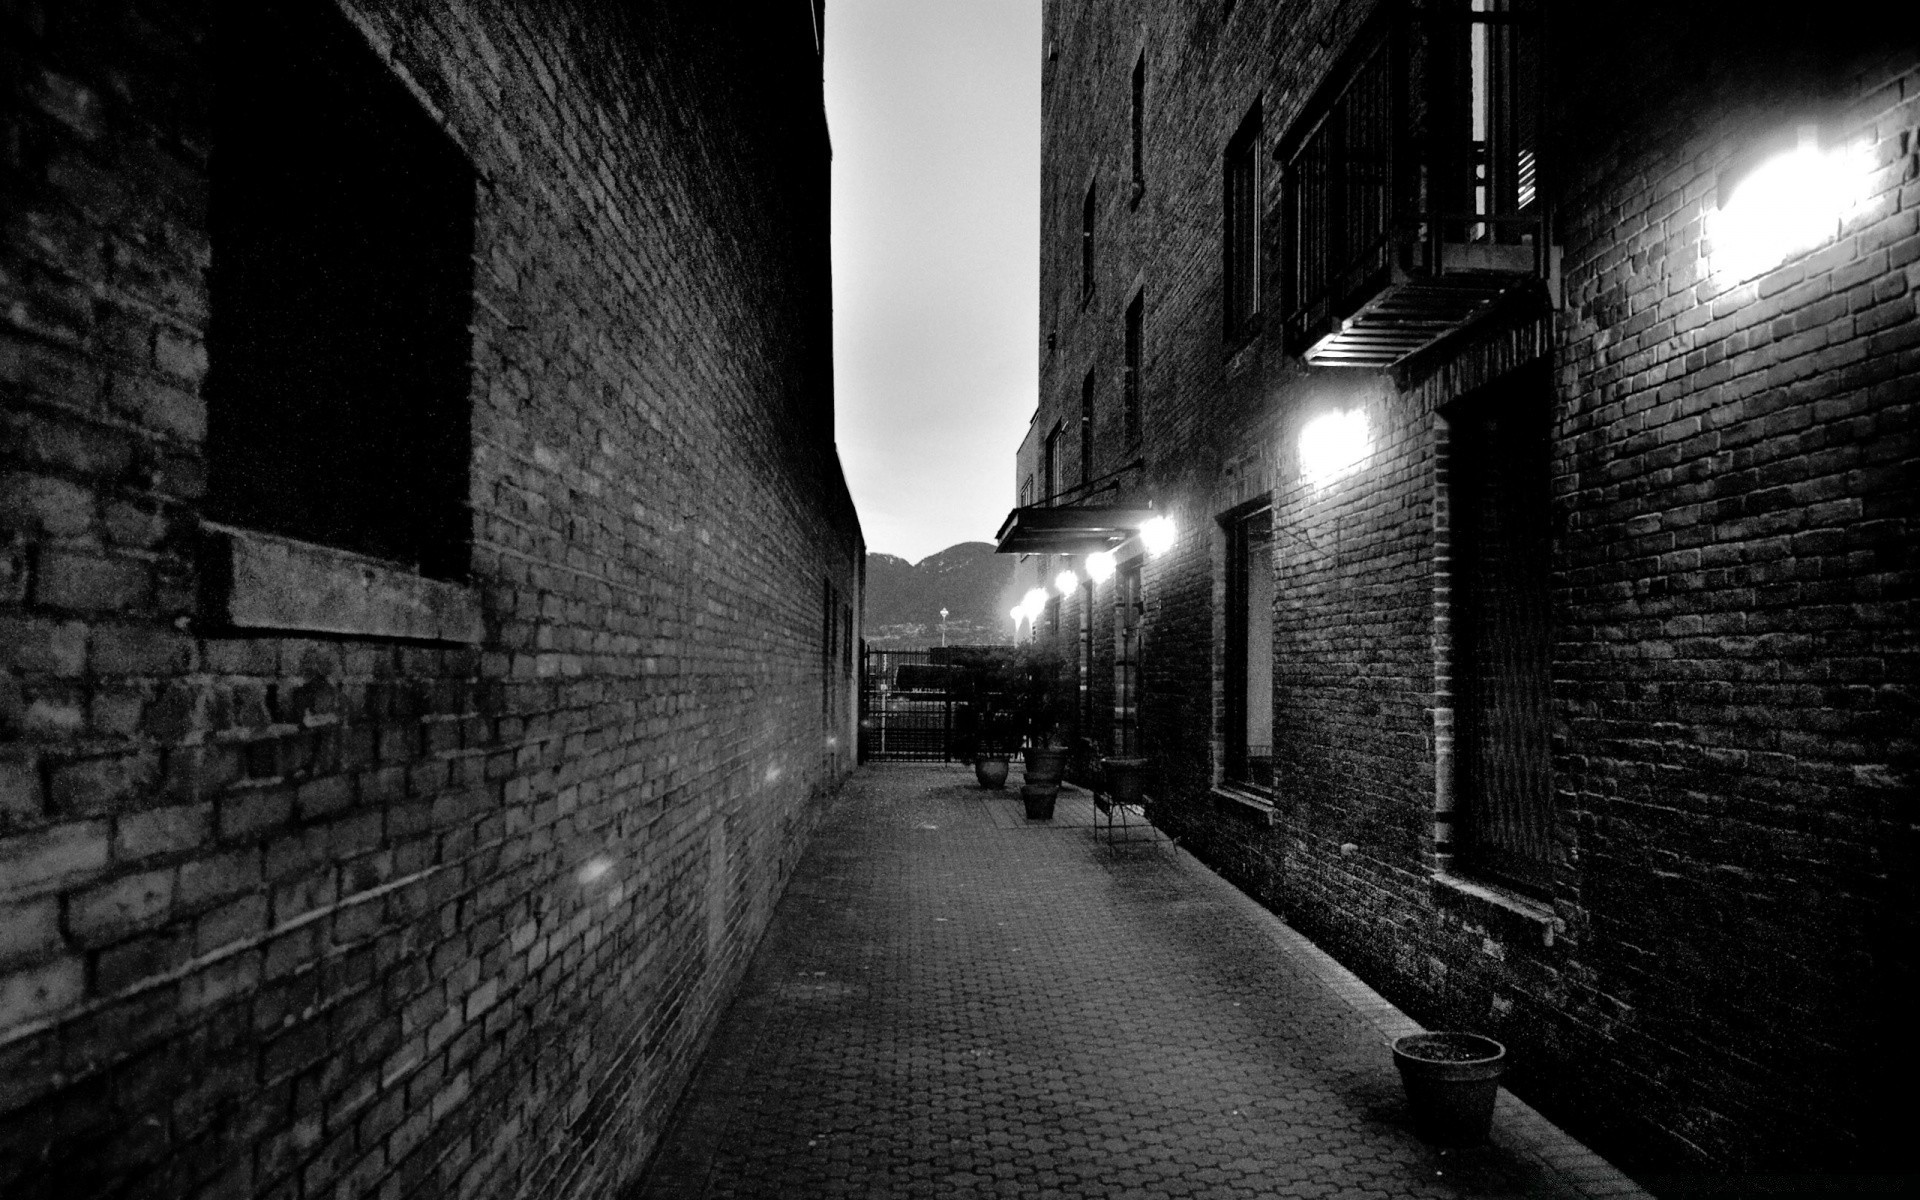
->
993 505 1159 555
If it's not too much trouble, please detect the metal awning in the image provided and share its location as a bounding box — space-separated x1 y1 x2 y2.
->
993 505 1158 555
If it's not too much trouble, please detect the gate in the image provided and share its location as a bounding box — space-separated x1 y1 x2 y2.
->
859 649 962 762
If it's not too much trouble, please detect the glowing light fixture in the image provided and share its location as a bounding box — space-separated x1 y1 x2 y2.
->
1021 587 1050 622
1055 569 1079 596
1712 127 1869 282
1086 550 1116 583
1141 515 1176 555
1300 408 1371 488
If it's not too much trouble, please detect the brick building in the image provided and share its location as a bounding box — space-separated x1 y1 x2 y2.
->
2 2 860 1197
1008 0 1916 1182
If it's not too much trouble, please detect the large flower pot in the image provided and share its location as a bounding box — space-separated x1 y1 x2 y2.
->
1101 757 1149 809
1021 783 1057 821
973 754 1010 789
1022 746 1069 789
1391 1032 1507 1146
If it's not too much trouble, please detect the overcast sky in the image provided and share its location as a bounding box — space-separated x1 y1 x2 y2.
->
825 0 1041 565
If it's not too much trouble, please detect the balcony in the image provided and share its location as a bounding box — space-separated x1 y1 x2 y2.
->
1280 0 1552 368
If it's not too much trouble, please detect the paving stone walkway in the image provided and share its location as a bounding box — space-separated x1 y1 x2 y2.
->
629 764 1650 1199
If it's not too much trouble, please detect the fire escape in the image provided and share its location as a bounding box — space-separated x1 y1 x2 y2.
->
1281 0 1553 368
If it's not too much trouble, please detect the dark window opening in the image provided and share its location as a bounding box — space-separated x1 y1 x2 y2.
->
1224 505 1273 790
1448 366 1553 895
210 0 474 579
1436 0 1540 243
1224 105 1262 342
1081 181 1097 302
823 580 838 731
1123 292 1143 446
1080 370 1096 485
1130 53 1146 197
1043 422 1064 505
1113 563 1142 756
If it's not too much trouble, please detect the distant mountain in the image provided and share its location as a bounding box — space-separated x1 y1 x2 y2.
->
865 542 1018 649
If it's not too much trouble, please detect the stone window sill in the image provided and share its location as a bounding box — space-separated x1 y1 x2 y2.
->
201 522 483 643
1432 871 1561 947
1210 785 1276 824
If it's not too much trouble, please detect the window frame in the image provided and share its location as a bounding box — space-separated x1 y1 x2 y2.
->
1221 502 1274 793
1130 52 1147 203
1223 103 1263 344
1080 369 1096 485
1123 291 1143 447
1439 366 1555 896
1081 180 1098 304
208 0 475 582
1043 422 1065 505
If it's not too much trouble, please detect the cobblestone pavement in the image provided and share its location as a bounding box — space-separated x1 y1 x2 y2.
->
629 764 1649 1200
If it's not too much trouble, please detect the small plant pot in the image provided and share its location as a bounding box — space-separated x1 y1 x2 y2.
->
973 754 1009 789
1022 746 1069 789
1391 1032 1506 1146
1021 783 1058 821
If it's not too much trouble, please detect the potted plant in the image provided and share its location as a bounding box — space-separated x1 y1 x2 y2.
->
973 707 1017 789
1022 732 1070 790
1098 756 1150 814
1390 1032 1507 1146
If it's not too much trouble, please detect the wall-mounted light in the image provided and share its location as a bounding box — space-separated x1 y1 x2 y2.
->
1711 124 1869 283
1021 587 1050 623
1300 407 1371 488
1141 514 1176 554
1055 568 1079 597
1086 550 1116 583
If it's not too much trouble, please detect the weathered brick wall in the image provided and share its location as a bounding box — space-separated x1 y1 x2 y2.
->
2 3 861 1198
1037 0 1915 1179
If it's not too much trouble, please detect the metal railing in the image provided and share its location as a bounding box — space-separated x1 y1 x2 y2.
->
1281 0 1545 354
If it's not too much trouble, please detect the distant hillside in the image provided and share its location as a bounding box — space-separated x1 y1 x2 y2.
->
865 542 1018 649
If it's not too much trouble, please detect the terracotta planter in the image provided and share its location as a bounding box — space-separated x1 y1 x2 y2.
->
973 754 1009 789
1391 1032 1506 1146
1020 783 1057 821
1022 746 1069 789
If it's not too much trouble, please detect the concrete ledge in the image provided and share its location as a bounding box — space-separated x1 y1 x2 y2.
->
1210 785 1278 824
203 523 483 643
1433 870 1561 947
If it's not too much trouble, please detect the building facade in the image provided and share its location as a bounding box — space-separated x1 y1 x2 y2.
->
1019 0 1915 1181
1 2 860 1197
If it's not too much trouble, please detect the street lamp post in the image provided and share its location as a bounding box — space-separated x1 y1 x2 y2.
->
940 607 948 648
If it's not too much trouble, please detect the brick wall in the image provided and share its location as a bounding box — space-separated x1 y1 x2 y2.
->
1 3 861 1198
1035 0 1915 1179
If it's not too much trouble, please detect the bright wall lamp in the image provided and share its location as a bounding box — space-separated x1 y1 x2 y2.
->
1711 121 1870 283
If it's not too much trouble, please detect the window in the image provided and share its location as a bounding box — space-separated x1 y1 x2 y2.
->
1123 292 1143 446
1277 2 1544 363
1043 422 1064 505
210 0 474 578
1080 370 1096 485
1445 367 1553 894
1113 562 1142 755
1223 505 1273 790
1223 104 1262 342
1020 474 1035 508
1081 181 1097 302
1130 53 1146 200
1453 0 1539 241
